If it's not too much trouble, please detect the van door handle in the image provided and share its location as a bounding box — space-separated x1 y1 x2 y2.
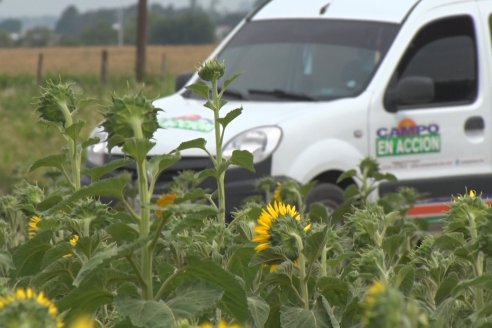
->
464 116 484 131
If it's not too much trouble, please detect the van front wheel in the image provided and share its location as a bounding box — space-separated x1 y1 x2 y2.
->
305 183 344 214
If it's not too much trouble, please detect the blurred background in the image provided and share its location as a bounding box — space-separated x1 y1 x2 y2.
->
0 0 263 194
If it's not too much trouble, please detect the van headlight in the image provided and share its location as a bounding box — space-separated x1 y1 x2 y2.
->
223 126 282 164
86 127 108 166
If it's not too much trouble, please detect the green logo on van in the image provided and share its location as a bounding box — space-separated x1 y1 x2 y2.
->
159 114 214 133
376 118 441 157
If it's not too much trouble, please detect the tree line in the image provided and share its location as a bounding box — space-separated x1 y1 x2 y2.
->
0 2 250 48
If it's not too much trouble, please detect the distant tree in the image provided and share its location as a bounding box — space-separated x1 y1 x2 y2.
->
0 19 22 33
218 12 246 27
80 21 117 45
149 9 214 45
0 31 14 48
55 6 80 36
20 27 56 47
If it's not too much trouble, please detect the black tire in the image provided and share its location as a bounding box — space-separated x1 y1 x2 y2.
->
305 182 344 214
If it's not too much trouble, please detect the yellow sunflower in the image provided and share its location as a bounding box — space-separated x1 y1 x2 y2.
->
273 181 283 203
28 215 42 239
155 192 177 218
252 201 311 260
69 314 95 328
0 288 63 328
69 234 79 247
198 320 241 328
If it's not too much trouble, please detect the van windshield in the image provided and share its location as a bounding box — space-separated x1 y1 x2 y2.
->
185 19 398 101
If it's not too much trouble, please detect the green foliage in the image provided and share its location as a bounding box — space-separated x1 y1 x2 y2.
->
1 62 492 328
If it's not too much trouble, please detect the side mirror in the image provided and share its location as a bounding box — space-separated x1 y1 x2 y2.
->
175 72 194 91
385 76 434 113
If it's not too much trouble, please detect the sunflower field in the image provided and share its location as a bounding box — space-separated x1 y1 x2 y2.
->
0 61 492 328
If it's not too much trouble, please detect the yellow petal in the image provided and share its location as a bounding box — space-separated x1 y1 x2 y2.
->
255 226 269 235
255 243 270 252
252 235 269 243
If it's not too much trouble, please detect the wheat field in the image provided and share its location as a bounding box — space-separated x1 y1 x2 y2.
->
0 45 215 76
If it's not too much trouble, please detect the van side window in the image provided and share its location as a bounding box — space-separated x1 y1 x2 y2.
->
385 16 477 111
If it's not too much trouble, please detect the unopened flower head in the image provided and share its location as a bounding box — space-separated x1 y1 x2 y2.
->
28 215 42 239
252 201 311 260
0 288 63 328
102 92 160 150
36 80 77 127
198 59 225 81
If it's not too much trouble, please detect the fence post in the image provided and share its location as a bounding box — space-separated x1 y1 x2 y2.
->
36 53 43 85
100 49 108 84
161 53 167 78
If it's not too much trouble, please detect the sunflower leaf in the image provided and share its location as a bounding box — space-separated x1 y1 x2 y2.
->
230 150 254 172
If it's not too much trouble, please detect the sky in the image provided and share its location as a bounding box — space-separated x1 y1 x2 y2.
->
0 0 249 18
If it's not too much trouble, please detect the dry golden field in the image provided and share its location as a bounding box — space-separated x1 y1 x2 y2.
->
0 45 215 76
0 44 216 194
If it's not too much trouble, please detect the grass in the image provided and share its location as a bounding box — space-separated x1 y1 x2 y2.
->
0 45 214 194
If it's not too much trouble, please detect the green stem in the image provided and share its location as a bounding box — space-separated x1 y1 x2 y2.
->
121 198 140 222
131 121 153 300
60 101 81 190
292 233 309 310
126 255 147 292
320 246 328 277
154 268 182 300
468 211 484 310
136 159 152 300
212 78 226 225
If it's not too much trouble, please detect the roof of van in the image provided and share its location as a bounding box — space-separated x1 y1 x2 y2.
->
252 0 420 24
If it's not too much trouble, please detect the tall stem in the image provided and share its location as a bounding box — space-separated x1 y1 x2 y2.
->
60 101 81 190
320 246 328 277
133 123 153 300
292 233 309 310
212 78 226 224
468 212 484 310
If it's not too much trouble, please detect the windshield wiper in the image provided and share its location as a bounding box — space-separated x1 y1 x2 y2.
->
248 89 315 101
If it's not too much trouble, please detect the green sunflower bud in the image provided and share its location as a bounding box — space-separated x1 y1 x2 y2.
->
102 92 160 151
36 80 77 127
198 59 225 81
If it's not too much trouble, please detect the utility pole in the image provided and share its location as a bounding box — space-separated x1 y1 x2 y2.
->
118 7 124 46
136 0 147 82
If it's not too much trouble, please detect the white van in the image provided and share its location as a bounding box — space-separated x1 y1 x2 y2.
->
87 0 492 220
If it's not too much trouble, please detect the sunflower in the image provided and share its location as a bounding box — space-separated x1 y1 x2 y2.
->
28 215 42 239
198 320 241 328
68 314 95 328
0 288 63 328
69 234 79 247
252 201 311 260
155 192 177 218
365 280 386 308
273 182 283 203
